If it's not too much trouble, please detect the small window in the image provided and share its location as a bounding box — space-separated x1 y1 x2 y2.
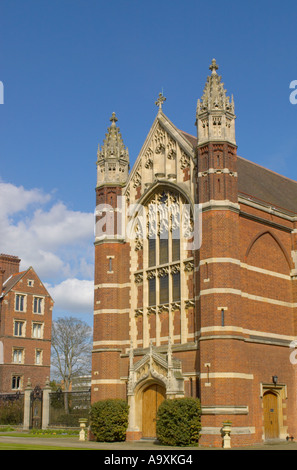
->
14 321 25 337
33 297 43 314
221 308 225 327
27 280 34 287
106 256 114 273
15 294 25 312
12 375 22 390
12 349 23 364
35 349 42 365
32 323 43 339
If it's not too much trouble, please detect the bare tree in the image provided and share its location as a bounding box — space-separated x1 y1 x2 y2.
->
51 316 92 412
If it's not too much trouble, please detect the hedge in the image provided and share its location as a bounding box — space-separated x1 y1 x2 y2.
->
90 399 129 442
156 398 201 446
0 400 23 425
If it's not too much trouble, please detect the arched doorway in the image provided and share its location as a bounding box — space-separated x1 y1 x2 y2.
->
263 391 279 439
142 383 166 439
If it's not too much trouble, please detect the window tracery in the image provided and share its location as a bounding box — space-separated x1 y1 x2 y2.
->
132 188 194 346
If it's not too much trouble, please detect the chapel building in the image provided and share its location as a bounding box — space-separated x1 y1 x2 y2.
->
91 60 297 447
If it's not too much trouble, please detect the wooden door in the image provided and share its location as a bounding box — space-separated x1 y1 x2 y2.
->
263 391 279 439
142 384 165 438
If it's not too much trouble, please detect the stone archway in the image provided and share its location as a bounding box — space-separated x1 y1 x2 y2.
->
261 383 288 441
126 341 184 441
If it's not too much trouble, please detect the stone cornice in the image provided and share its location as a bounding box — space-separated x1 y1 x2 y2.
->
239 195 297 223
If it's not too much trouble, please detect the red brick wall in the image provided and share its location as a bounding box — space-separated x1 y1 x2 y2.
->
92 137 297 447
196 138 297 446
92 185 131 403
0 268 53 393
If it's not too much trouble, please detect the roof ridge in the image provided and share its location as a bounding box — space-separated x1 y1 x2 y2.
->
179 129 196 138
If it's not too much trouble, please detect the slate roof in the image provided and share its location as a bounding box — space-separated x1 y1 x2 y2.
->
1 270 28 297
0 266 53 302
237 156 297 215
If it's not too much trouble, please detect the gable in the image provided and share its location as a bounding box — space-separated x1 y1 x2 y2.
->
124 112 196 206
1 271 26 296
128 342 184 395
1 267 53 301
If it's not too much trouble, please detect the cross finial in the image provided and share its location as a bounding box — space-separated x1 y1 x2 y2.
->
209 58 219 75
110 112 118 125
155 92 166 110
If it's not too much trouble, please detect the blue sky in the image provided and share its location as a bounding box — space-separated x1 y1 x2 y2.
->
1 0 297 325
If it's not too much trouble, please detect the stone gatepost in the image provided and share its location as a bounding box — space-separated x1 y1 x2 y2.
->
23 378 33 430
42 377 51 429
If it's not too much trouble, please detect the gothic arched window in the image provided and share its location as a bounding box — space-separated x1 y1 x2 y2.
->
132 188 194 347
146 191 183 308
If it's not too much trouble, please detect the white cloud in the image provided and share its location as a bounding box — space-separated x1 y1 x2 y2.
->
0 182 50 217
0 181 95 316
46 279 94 314
0 182 94 281
30 203 94 250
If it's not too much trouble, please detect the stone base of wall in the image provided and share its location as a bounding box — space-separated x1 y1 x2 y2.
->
199 430 261 448
126 431 142 441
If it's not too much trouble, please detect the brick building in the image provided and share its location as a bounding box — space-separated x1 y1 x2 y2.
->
0 254 53 393
91 59 297 447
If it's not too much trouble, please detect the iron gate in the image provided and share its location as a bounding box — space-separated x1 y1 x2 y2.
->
30 385 43 429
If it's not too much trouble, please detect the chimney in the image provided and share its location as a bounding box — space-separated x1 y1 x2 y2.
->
0 268 5 295
0 254 21 284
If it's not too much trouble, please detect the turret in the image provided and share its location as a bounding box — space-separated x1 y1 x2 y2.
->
196 59 236 146
195 59 238 204
92 112 131 404
96 112 129 187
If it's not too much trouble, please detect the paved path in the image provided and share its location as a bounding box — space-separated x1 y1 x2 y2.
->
0 434 297 450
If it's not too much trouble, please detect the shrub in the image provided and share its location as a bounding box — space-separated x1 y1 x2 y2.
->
0 400 23 425
90 399 129 442
156 398 201 446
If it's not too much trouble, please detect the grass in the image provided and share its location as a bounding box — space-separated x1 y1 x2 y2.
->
0 442 90 450
0 428 79 438
0 429 93 450
0 427 98 450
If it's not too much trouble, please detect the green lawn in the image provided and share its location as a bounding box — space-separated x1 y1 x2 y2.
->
0 433 72 438
0 442 90 450
0 429 92 450
0 432 78 438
